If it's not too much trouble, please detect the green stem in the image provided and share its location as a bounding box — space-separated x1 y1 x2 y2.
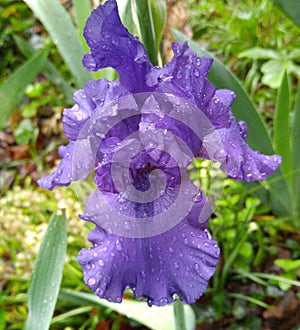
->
173 300 186 330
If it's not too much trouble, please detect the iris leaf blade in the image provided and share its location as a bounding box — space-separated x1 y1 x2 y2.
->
13 35 74 104
73 0 92 53
274 71 292 184
150 0 166 63
25 213 67 330
24 0 92 87
59 289 196 330
0 48 48 128
291 80 300 218
272 0 300 28
135 0 158 66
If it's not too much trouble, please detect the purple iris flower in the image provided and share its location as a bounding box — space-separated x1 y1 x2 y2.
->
38 0 281 306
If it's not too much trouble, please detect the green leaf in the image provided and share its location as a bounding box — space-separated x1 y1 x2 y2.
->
272 0 300 28
238 47 280 60
25 213 67 330
291 81 300 219
150 0 166 64
173 300 186 330
288 48 300 60
274 259 300 272
59 290 196 330
261 59 287 88
274 71 292 184
13 35 74 104
73 0 92 53
135 0 158 66
117 0 137 36
0 48 48 128
24 0 92 87
13 119 35 145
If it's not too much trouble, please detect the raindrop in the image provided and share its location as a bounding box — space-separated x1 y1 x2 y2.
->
88 277 96 286
194 69 200 78
169 247 175 253
98 259 104 266
174 262 180 269
116 239 123 251
159 298 168 305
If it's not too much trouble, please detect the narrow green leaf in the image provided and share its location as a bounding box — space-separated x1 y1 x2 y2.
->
150 0 166 63
228 293 274 310
73 0 92 53
274 71 292 184
14 35 74 104
24 0 92 87
172 30 293 218
238 47 280 60
173 300 186 330
0 48 48 128
59 289 196 330
25 213 67 330
135 0 158 66
253 272 300 288
291 80 300 218
272 0 300 28
117 0 137 36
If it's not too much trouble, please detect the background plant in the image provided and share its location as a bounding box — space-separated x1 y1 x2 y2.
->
1 0 300 329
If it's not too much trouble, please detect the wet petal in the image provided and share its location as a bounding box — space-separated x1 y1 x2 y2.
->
78 204 219 306
63 79 129 141
147 42 216 113
83 0 152 92
38 142 74 190
198 117 281 181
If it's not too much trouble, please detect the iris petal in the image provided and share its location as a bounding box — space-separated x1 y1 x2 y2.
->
198 116 282 181
37 142 74 190
83 0 152 92
78 206 219 306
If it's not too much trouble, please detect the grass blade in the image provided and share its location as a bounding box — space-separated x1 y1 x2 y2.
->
0 48 48 128
59 289 196 330
24 0 92 87
13 35 74 104
228 293 274 310
274 71 292 185
253 273 300 288
25 213 67 330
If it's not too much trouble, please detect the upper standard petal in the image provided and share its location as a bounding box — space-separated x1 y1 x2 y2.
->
83 0 152 92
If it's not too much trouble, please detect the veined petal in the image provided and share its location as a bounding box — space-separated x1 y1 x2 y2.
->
78 204 219 306
83 0 152 92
